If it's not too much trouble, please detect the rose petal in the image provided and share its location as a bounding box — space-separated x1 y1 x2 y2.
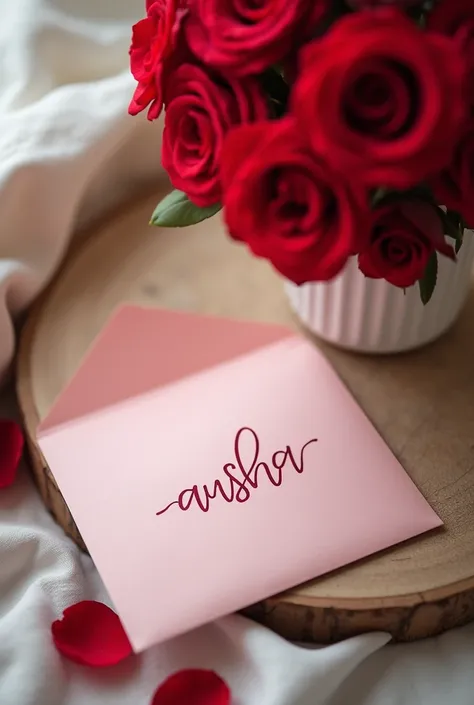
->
221 122 270 195
222 117 369 284
400 200 455 260
291 8 468 190
0 420 24 489
52 601 132 667
151 670 230 705
161 61 268 207
185 0 323 77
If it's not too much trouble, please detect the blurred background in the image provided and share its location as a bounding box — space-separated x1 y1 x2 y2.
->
0 0 165 378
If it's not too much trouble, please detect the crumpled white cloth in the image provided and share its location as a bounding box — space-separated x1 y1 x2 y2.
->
0 0 162 379
1 1 474 704
2 380 474 705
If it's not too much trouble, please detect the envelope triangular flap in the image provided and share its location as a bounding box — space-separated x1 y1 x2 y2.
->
38 305 293 435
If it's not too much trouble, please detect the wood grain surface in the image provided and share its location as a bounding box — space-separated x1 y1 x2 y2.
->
17 187 474 643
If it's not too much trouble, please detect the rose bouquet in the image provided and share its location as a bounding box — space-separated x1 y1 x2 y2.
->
128 0 472 304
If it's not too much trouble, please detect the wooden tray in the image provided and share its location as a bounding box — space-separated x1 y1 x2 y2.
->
17 189 474 644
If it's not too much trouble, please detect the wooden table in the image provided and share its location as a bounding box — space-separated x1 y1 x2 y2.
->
17 187 474 643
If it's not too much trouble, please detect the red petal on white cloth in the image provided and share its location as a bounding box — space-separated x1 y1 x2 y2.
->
51 601 133 667
151 669 231 705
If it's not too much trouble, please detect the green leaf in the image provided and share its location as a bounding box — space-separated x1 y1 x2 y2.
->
268 97 287 118
370 188 389 208
417 12 427 29
261 68 289 115
369 184 438 210
418 252 438 305
441 208 464 253
150 190 221 228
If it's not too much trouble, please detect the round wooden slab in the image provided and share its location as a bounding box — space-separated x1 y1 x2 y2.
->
17 188 474 644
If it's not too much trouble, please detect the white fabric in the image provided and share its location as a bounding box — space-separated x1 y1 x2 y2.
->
0 0 162 380
3 381 474 705
1 1 474 703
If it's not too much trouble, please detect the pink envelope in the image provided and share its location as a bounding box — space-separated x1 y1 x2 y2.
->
37 306 441 652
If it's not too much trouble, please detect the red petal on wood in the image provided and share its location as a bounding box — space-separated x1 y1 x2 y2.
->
0 419 24 489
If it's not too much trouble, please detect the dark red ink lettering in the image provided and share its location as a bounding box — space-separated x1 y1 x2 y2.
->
156 427 318 517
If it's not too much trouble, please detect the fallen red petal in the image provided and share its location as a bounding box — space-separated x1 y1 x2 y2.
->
0 419 24 489
51 600 133 667
151 669 231 705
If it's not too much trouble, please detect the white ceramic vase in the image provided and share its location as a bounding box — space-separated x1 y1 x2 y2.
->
285 232 474 354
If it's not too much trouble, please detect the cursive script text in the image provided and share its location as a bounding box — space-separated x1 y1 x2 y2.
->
156 427 318 516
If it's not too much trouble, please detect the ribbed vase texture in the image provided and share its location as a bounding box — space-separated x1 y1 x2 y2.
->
285 232 474 354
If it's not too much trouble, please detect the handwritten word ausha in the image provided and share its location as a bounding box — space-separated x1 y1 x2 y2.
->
156 427 318 516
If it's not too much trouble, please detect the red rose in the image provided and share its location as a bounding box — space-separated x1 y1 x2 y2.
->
348 0 421 7
431 126 474 228
162 64 268 207
221 118 370 284
184 0 328 77
428 0 474 95
291 8 467 189
358 200 454 288
128 0 180 120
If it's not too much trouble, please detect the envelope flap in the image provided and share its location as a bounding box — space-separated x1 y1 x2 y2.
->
38 305 293 434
